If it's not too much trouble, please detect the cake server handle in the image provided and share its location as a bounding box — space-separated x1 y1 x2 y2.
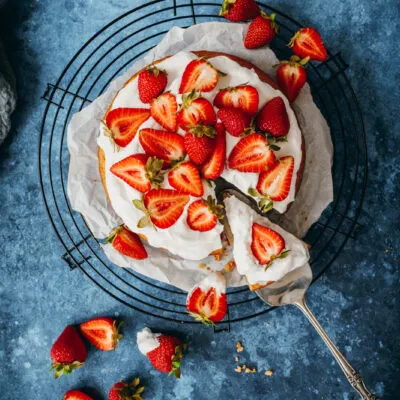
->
295 297 377 400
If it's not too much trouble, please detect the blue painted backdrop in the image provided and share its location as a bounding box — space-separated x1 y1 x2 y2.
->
0 1 399 399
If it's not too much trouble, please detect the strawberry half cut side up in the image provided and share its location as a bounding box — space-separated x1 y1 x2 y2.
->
289 27 327 62
219 0 260 22
103 108 150 149
80 317 123 351
106 225 148 260
186 272 227 324
151 92 177 131
109 378 145 400
186 195 225 232
168 161 204 197
202 122 226 180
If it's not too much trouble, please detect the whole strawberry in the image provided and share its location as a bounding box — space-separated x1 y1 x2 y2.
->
217 107 252 137
276 56 308 102
219 0 260 22
63 390 93 400
244 12 278 49
109 378 145 400
138 66 168 103
50 325 87 378
184 124 216 165
256 97 290 137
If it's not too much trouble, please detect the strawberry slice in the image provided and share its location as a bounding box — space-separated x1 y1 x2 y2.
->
179 59 222 93
251 223 288 267
186 272 227 324
106 225 148 260
213 85 259 116
186 196 224 232
168 161 204 197
80 317 123 351
289 27 327 62
103 108 150 148
139 128 185 165
184 124 216 166
63 390 93 400
217 107 252 137
256 156 294 201
133 189 190 229
151 92 177 131
110 154 164 193
228 133 276 172
276 56 308 102
138 65 168 103
202 122 226 180
256 97 290 137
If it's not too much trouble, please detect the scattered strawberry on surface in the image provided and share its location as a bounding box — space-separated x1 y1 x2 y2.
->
106 225 148 260
202 122 226 180
219 0 260 22
109 378 145 400
139 128 185 165
217 107 252 137
50 325 87 379
133 188 190 229
228 133 276 172
187 195 225 232
63 390 93 400
177 90 216 130
80 317 123 351
213 85 259 116
137 328 185 378
138 65 168 103
251 223 289 268
256 96 290 138
150 92 177 131
110 154 164 193
289 27 327 62
179 59 223 93
184 124 216 166
186 272 227 324
276 56 308 102
168 161 204 197
244 12 278 49
103 108 150 149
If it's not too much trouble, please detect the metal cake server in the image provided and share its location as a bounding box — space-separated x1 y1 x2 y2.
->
219 188 377 399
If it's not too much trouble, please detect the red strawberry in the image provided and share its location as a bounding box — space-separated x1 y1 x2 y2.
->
138 66 168 103
109 378 145 400
139 128 185 164
228 133 276 172
184 124 216 166
276 56 308 102
289 27 327 62
80 317 123 351
63 390 93 400
187 196 224 232
179 59 222 93
150 92 177 131
103 108 150 148
244 12 278 49
50 325 87 379
202 122 226 180
219 0 260 22
168 161 204 197
133 189 190 229
110 154 164 193
256 156 294 201
177 90 216 130
251 223 288 266
217 107 251 137
186 272 227 324
214 85 259 116
106 225 148 260
256 97 290 137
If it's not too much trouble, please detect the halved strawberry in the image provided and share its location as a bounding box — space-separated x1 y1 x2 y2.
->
219 0 260 22
256 97 290 137
186 196 224 232
276 56 308 102
80 317 123 351
151 92 177 131
184 124 216 166
63 390 93 400
168 161 204 197
138 66 168 103
289 27 327 62
133 189 190 229
213 85 259 116
186 272 227 324
110 154 164 193
103 108 150 148
251 223 288 267
217 107 252 137
177 90 216 130
106 225 148 260
139 128 185 164
179 59 222 93
228 133 276 172
202 122 226 180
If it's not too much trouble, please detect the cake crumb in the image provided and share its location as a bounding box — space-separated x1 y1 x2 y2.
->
234 356 239 362
234 366 242 373
265 369 274 376
225 260 236 272
198 263 206 269
245 367 257 373
265 322 270 326
236 341 244 353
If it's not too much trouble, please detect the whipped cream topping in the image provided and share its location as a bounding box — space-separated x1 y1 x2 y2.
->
97 51 303 260
187 271 226 297
137 327 160 355
224 196 309 287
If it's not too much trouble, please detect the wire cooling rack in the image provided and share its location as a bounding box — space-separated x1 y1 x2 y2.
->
39 0 367 331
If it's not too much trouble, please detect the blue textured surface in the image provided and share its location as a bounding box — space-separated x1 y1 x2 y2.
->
0 1 399 399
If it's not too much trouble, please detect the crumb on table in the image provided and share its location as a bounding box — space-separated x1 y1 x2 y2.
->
265 369 274 376
236 341 244 353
